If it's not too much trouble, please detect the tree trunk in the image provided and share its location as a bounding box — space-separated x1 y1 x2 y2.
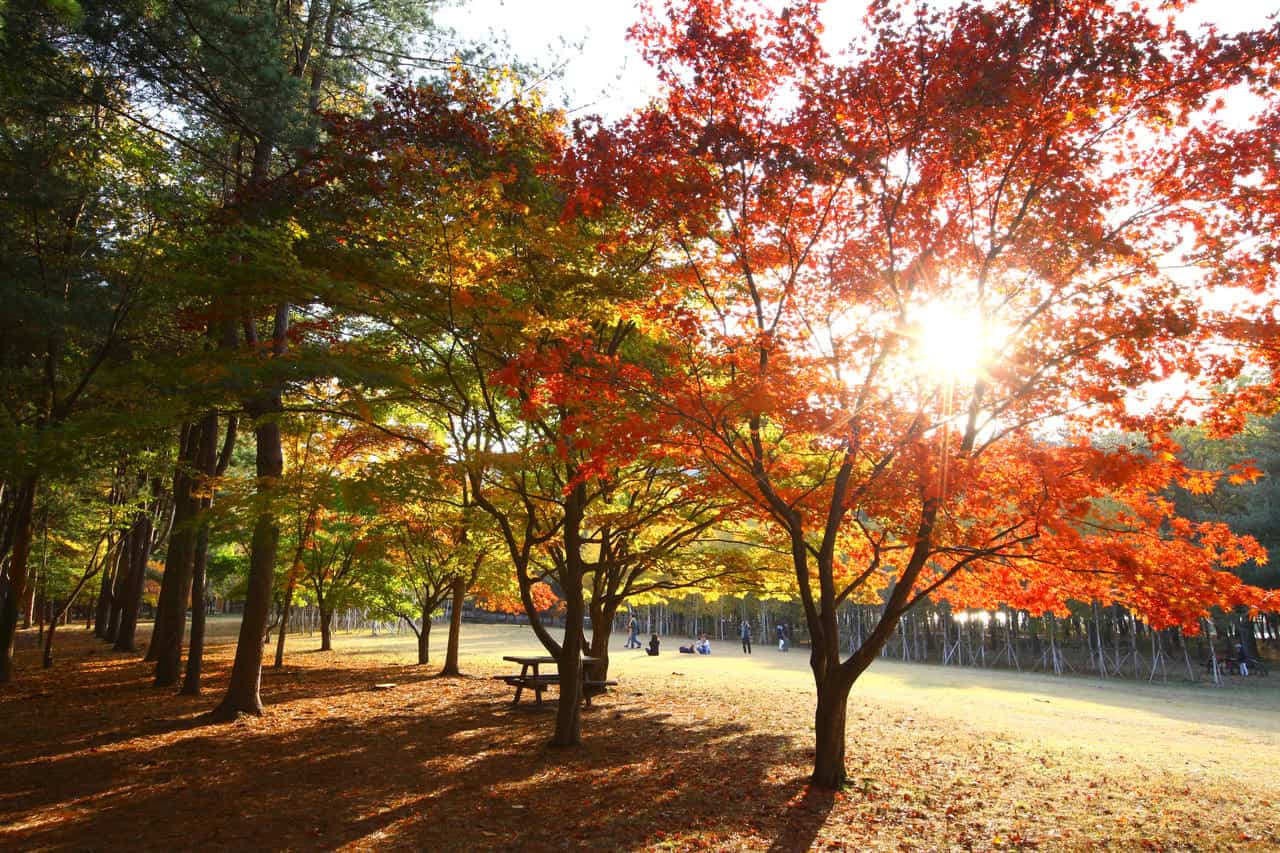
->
417 609 431 665
150 527 194 677
211 410 283 720
105 559 124 644
440 576 465 675
552 577 586 747
93 541 118 639
210 128 285 720
21 562 37 629
319 605 333 652
180 519 211 695
812 679 853 788
150 424 203 681
42 618 57 669
587 598 616 683
0 476 38 682
548 483 592 747
113 509 153 653
273 581 295 669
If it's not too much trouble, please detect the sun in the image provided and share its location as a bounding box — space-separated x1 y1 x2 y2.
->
909 301 996 384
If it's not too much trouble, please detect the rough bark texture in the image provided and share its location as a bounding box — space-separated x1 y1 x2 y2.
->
440 576 465 676
113 508 154 653
150 424 203 681
180 520 211 696
0 475 38 683
319 606 333 652
211 409 283 720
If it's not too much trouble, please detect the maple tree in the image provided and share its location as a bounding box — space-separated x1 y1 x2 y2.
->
263 407 385 666
361 459 506 673
575 0 1280 786
7 3 1280 836
290 73 696 744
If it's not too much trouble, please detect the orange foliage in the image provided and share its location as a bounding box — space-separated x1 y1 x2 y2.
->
579 0 1280 639
479 582 559 615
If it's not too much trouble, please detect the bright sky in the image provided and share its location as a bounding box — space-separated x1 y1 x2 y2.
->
436 1 1279 120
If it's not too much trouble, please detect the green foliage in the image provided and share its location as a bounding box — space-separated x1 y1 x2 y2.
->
0 0 186 480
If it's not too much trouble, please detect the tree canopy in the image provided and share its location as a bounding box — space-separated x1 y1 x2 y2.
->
2 0 1278 790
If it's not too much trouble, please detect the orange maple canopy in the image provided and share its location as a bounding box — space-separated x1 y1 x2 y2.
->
565 0 1280 646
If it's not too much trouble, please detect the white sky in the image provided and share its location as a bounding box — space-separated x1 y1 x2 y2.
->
437 1 1279 120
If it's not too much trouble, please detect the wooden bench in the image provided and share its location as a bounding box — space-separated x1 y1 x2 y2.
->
494 650 619 701
494 666 617 707
496 673 560 706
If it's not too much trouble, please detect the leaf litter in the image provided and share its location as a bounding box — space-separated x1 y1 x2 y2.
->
1 628 1276 852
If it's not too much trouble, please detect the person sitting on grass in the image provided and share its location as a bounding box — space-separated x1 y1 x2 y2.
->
695 634 711 655
647 634 660 656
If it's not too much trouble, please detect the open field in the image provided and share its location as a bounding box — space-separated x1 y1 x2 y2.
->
2 618 1277 851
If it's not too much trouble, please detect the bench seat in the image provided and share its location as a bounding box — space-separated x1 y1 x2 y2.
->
493 673 618 706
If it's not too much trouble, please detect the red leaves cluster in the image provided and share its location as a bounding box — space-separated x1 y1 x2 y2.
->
578 0 1280 629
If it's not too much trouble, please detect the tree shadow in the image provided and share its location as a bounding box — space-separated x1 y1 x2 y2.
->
765 782 835 853
1 637 832 851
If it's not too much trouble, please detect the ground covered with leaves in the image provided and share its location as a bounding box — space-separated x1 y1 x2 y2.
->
2 620 1277 851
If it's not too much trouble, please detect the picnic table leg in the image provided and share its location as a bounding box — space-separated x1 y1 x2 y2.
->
513 662 533 704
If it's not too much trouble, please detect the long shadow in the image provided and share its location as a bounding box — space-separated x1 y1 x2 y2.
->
766 783 836 853
0 636 429 766
1 645 829 851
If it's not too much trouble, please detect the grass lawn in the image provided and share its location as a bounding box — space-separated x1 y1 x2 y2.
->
2 617 1276 851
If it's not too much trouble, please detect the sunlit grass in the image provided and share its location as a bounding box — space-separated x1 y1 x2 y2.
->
304 620 1280 790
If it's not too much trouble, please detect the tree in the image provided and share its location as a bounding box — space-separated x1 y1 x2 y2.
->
0 0 180 679
72 0 443 717
600 0 1280 787
368 491 492 669
294 74 677 745
574 457 740 682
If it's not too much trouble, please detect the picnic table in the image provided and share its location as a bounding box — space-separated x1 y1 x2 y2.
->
495 655 617 707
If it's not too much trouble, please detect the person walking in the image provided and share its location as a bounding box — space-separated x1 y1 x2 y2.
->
740 619 752 654
776 622 788 652
626 614 641 649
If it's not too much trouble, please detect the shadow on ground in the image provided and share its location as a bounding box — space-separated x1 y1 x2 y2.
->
0 630 824 852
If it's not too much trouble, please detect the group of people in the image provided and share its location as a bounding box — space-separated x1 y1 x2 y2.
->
624 619 662 656
624 615 793 656
677 634 712 655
